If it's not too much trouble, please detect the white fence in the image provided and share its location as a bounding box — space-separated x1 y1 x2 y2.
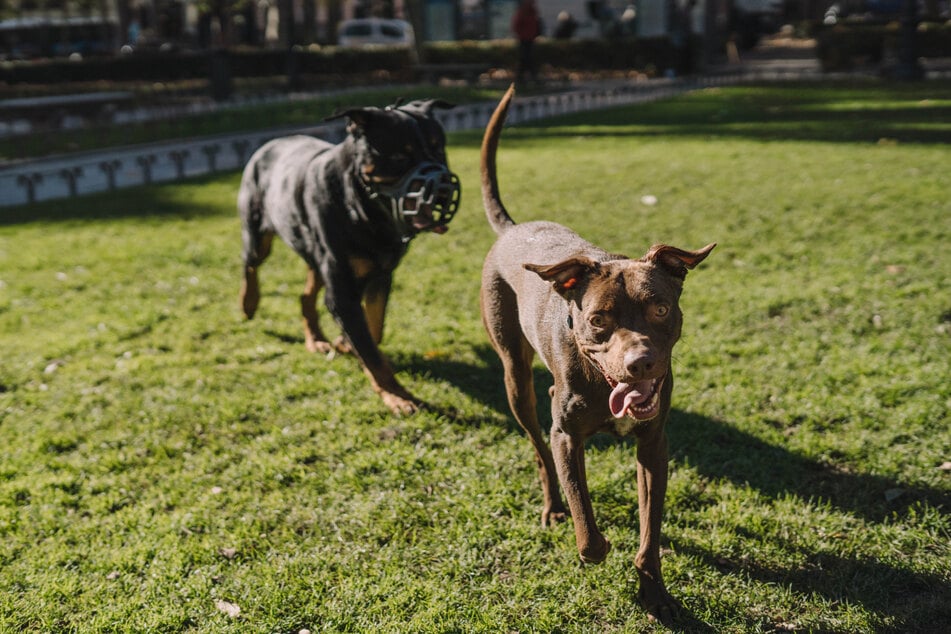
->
0 70 816 208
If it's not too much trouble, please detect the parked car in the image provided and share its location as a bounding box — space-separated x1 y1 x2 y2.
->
337 18 415 48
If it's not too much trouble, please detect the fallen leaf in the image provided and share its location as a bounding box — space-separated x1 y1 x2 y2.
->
938 462 951 471
215 599 240 618
640 194 658 206
219 547 237 560
378 427 399 442
106 571 121 580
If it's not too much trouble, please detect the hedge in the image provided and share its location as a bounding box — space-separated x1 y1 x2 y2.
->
816 22 951 72
0 46 415 86
1 36 687 87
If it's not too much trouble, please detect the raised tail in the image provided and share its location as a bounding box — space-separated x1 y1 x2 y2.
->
481 84 517 235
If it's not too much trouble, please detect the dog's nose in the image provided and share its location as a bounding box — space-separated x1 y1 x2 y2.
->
624 348 656 378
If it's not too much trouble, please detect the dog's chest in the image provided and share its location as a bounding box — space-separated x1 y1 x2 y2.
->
348 253 404 281
611 418 638 437
349 256 378 280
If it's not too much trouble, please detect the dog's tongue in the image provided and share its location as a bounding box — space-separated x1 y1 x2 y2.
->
609 380 653 418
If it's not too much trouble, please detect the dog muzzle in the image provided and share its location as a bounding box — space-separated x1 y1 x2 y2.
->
374 162 461 237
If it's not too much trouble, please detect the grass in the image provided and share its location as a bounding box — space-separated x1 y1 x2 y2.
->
1 80 949 633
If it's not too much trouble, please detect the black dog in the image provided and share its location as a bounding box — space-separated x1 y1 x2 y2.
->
238 99 460 415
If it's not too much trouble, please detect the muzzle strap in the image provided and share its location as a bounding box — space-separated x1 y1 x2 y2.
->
374 162 461 236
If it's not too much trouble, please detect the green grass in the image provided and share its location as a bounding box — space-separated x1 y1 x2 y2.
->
1 81 949 633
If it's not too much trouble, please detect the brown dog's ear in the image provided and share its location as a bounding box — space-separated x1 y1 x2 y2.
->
524 256 600 297
643 243 716 279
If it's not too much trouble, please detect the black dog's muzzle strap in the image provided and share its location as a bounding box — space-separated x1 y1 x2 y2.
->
356 162 461 239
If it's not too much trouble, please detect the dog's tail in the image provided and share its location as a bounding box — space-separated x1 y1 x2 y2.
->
481 84 517 235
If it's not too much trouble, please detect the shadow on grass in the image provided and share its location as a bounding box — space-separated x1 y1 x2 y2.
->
403 344 950 523
399 344 950 630
665 411 951 631
400 344 951 523
665 411 951 523
676 538 951 633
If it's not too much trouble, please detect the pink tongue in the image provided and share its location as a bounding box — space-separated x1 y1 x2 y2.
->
608 380 653 418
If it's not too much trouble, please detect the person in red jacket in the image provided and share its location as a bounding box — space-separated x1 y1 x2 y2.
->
512 0 542 83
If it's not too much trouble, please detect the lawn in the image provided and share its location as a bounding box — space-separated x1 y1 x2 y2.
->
0 81 949 633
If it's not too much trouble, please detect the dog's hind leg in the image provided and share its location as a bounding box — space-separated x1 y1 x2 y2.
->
508 346 569 527
240 231 273 320
482 280 568 527
301 267 333 354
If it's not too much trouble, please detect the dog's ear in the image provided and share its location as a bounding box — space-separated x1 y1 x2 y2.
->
643 243 716 279
324 107 380 128
325 107 387 138
400 99 456 115
525 257 600 297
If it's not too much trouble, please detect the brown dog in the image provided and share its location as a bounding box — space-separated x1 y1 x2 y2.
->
479 85 715 620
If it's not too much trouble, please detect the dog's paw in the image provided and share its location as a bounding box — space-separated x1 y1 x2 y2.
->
306 339 334 355
239 281 259 320
328 336 352 355
638 582 680 624
381 391 422 417
541 505 568 527
578 534 611 564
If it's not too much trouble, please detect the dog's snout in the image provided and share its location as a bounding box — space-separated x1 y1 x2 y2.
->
624 348 656 379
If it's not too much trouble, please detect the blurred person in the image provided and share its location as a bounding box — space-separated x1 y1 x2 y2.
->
553 11 578 39
512 0 542 82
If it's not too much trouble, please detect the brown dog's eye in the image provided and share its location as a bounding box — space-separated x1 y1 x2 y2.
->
589 314 607 329
654 305 670 318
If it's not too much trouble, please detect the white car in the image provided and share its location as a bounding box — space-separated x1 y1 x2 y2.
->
337 18 415 48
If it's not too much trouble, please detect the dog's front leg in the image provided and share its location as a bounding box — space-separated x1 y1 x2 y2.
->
358 348 420 417
551 426 611 564
323 273 419 416
634 422 677 622
363 274 391 346
301 267 333 354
